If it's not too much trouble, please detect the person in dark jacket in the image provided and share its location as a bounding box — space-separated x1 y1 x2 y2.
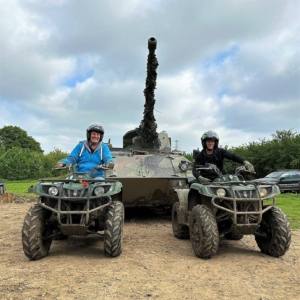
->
193 130 254 178
56 124 113 178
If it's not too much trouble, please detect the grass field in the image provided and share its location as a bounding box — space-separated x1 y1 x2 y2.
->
274 193 300 229
2 180 300 228
4 180 37 198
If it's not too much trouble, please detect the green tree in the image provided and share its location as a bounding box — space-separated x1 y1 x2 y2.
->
0 147 44 179
225 130 300 177
43 148 69 177
0 126 43 152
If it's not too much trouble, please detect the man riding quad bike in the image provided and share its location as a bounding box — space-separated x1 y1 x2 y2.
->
172 131 291 259
22 164 124 260
172 163 291 258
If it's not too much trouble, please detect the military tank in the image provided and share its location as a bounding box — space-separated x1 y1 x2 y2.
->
108 37 194 207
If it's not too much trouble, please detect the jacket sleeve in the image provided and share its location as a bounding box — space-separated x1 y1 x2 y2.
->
61 143 83 166
221 148 244 164
192 151 202 178
101 143 113 164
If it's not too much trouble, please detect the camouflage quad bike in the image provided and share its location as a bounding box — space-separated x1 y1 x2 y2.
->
0 181 5 195
172 164 291 259
22 166 124 260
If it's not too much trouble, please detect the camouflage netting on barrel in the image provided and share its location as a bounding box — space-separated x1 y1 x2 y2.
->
123 37 160 150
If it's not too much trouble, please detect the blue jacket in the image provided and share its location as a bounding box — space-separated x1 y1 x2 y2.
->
62 141 113 177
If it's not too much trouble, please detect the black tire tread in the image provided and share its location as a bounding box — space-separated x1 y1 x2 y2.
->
190 204 219 259
22 204 52 260
255 206 291 257
104 201 124 257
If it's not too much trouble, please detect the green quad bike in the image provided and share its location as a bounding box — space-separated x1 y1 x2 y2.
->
172 164 291 259
22 165 124 260
0 181 5 195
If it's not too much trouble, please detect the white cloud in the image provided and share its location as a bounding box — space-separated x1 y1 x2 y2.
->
1 0 299 153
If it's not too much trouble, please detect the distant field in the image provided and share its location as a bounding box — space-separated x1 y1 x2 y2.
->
274 193 300 229
2 180 300 228
4 180 37 198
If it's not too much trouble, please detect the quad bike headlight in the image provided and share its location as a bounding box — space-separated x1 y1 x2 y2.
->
48 186 59 196
216 188 226 197
94 186 105 196
259 187 268 198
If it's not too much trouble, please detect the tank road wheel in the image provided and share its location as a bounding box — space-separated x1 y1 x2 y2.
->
225 232 244 240
172 202 189 239
255 207 291 257
104 201 124 257
22 204 53 260
189 205 219 259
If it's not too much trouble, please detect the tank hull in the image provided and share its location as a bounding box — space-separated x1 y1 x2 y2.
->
109 151 193 207
115 177 188 207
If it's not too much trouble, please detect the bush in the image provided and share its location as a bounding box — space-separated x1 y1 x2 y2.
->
225 130 300 177
0 147 45 179
42 149 68 177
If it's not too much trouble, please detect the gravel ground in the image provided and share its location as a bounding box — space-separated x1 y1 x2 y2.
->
0 203 299 300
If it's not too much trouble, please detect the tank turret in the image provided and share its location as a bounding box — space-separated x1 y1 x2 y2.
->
111 37 193 208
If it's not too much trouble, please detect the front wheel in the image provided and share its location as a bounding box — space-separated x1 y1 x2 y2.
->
104 201 124 257
22 204 53 260
189 205 219 259
255 207 291 257
172 202 189 239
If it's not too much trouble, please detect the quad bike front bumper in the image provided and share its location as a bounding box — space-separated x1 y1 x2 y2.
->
211 196 276 234
38 197 112 235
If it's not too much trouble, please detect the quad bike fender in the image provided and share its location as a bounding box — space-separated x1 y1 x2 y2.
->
174 189 189 224
189 182 212 197
109 181 123 196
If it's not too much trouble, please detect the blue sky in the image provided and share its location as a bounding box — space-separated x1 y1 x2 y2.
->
1 0 299 153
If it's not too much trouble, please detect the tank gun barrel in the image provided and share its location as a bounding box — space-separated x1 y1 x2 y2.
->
138 37 160 149
148 37 157 51
122 37 160 150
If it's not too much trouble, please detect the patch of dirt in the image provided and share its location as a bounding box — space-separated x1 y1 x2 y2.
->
0 203 299 300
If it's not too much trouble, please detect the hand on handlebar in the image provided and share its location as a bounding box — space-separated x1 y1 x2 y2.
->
54 163 67 170
243 161 255 174
96 162 114 170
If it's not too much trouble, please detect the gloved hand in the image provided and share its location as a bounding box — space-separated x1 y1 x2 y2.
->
197 175 211 183
55 162 66 168
103 162 114 169
243 160 255 173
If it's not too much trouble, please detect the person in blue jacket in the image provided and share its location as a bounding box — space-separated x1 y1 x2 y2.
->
57 124 113 178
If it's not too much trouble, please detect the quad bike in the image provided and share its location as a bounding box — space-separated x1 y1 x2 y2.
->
0 181 5 195
22 165 124 260
172 164 291 259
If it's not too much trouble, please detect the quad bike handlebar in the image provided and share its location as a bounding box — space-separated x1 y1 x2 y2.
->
53 163 113 175
194 163 256 182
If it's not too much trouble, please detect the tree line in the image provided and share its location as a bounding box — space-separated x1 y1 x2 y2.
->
0 126 299 180
224 130 300 177
0 126 67 180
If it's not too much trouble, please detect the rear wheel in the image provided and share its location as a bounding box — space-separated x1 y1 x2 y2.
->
104 201 124 257
189 205 219 259
255 207 291 257
22 204 53 260
172 202 189 239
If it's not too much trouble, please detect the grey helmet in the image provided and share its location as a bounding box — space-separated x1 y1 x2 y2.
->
86 124 104 141
201 130 219 149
